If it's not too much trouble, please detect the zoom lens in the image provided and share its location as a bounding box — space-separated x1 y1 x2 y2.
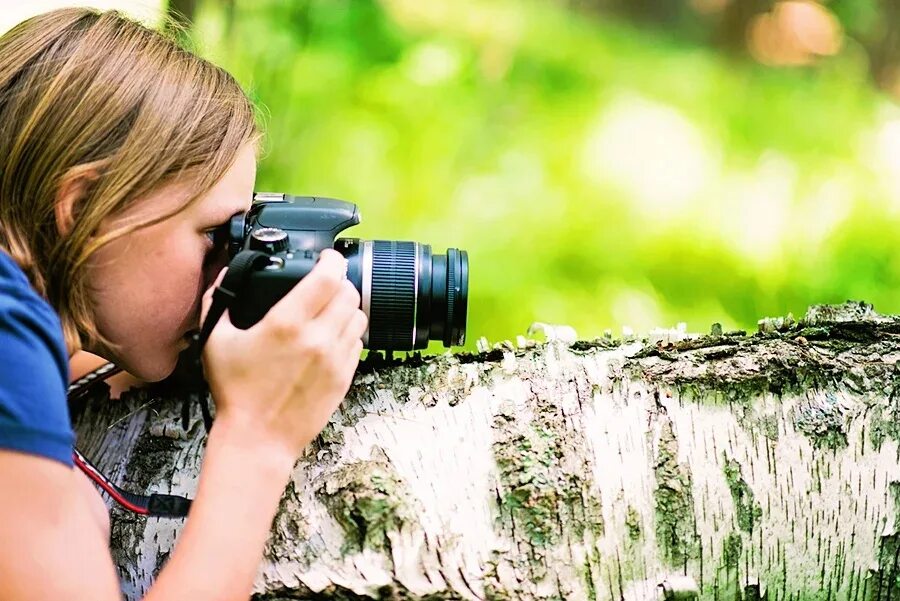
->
335 239 468 350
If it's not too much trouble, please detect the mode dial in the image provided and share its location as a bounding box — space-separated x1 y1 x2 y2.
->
249 227 289 254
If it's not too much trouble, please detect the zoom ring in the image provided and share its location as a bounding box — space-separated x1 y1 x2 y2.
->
369 241 416 349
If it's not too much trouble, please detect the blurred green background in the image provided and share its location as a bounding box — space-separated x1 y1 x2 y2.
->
5 0 900 352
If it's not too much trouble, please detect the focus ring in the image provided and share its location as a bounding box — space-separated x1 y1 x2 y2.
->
369 241 416 350
445 252 456 346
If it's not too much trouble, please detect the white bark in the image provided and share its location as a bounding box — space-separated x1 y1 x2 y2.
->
71 301 900 600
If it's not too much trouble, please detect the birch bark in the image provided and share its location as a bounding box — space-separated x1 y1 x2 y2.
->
71 301 900 600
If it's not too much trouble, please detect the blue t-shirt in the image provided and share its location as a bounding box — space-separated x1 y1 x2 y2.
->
0 250 73 467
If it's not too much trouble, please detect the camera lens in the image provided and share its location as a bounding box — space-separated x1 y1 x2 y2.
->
335 239 468 350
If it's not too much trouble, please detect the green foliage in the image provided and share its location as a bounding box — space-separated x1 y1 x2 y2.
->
191 0 898 351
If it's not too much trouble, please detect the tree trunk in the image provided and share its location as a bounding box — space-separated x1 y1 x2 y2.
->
71 301 900 600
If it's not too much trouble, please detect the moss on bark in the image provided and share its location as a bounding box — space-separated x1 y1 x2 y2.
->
317 454 416 553
652 402 698 566
722 457 762 533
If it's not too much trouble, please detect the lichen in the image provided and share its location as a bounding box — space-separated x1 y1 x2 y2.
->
722 457 762 533
575 484 605 540
722 531 742 569
792 392 849 450
625 505 642 540
675 360 835 406
582 552 597 601
257 584 469 600
483 586 515 601
653 410 698 565
869 393 900 450
493 422 569 546
757 412 780 441
874 480 900 600
491 372 603 549
316 454 416 553
263 481 310 562
628 301 900 408
757 312 795 334
743 583 763 601
570 337 624 354
803 300 881 325
872 533 900 600
738 406 780 442
794 326 830 340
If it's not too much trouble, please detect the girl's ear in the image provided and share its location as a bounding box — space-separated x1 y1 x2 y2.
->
54 164 102 237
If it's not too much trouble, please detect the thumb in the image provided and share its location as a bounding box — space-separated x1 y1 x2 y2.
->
200 266 229 326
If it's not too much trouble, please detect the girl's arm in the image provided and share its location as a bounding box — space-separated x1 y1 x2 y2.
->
0 450 123 600
0 417 298 601
142 416 297 601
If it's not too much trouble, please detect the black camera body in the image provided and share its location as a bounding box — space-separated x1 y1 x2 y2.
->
220 193 468 351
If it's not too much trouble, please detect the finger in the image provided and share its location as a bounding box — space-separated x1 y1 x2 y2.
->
337 310 368 358
200 267 229 325
267 248 348 324
201 307 235 365
339 308 368 345
313 280 360 329
337 338 364 388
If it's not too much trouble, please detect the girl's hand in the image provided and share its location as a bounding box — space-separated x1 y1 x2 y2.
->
198 248 368 458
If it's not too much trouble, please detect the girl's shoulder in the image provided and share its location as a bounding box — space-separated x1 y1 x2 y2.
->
0 250 51 313
0 249 74 468
0 250 28 284
0 250 65 331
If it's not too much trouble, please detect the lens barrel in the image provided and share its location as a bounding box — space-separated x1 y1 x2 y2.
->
337 239 468 350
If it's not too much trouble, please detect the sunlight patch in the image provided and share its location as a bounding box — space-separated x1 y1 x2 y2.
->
403 42 462 86
718 152 796 268
0 0 162 34
580 92 719 218
608 283 664 337
862 110 900 214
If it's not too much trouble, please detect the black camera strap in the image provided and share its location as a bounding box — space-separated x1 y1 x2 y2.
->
71 250 270 518
181 249 271 434
197 250 271 349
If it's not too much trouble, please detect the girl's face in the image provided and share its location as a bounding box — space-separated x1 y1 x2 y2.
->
83 143 257 381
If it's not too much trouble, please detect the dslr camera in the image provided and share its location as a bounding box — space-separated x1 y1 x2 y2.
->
211 193 468 350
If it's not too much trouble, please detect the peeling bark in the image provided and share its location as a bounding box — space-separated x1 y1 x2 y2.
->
71 300 900 600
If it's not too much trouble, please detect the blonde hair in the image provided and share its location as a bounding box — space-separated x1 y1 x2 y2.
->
0 7 263 354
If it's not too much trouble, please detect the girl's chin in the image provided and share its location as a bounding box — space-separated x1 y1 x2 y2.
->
84 340 182 383
122 347 182 383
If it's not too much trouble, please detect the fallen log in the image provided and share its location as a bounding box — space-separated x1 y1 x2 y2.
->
71 300 900 600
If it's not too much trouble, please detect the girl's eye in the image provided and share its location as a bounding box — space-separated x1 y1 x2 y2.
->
203 222 230 256
203 229 224 257
202 229 226 268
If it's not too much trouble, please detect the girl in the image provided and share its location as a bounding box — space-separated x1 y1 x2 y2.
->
0 7 367 600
